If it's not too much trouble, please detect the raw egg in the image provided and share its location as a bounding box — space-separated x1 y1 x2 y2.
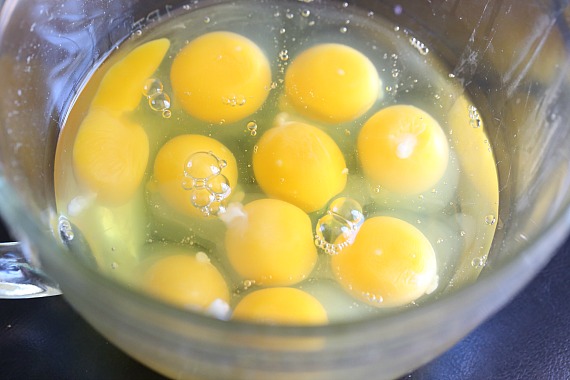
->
232 287 328 325
152 134 238 217
170 31 271 124
331 216 437 307
285 43 380 123
252 121 347 212
357 105 449 195
224 198 317 286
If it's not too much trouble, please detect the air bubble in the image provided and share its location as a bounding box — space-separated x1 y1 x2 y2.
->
246 121 258 136
468 105 482 128
162 109 172 119
58 216 74 242
485 214 496 225
391 68 400 78
328 197 364 228
278 49 289 61
315 197 364 255
149 92 171 111
286 12 294 19
279 27 286 34
142 78 163 97
301 9 311 17
183 151 233 217
203 16 211 23
409 37 429 55
340 26 348 33
471 256 487 268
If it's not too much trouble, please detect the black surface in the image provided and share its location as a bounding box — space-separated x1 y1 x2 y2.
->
2 219 570 380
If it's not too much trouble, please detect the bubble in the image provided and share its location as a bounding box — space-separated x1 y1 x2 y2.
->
58 216 74 242
485 214 496 225
286 12 294 19
246 121 258 136
149 92 171 111
328 197 364 228
301 9 311 17
185 151 223 179
278 49 289 61
409 37 429 55
162 109 172 119
340 26 348 33
183 151 233 217
279 27 286 34
203 16 211 23
315 197 364 255
471 256 486 268
142 78 164 97
391 68 400 78
468 105 482 128
207 174 232 199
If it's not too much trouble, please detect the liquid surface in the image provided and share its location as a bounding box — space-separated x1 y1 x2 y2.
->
54 1 499 324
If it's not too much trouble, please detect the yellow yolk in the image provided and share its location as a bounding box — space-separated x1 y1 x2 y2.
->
72 109 149 204
91 38 170 116
142 252 229 310
357 105 449 194
170 31 271 124
332 216 437 308
232 287 328 325
252 121 347 212
331 216 436 307
224 198 317 286
285 43 380 123
153 134 238 217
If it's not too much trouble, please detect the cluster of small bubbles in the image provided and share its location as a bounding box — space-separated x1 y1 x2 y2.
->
448 73 456 78
181 151 232 217
301 9 311 17
391 68 400 78
253 144 259 153
286 11 294 19
471 256 487 268
315 197 364 255
278 49 289 61
485 214 496 225
243 279 255 290
468 105 482 128
340 26 348 33
183 4 191 10
409 37 429 55
58 216 74 242
363 292 383 304
142 78 171 118
270 81 278 90
222 94 247 107
246 121 258 136
460 230 466 237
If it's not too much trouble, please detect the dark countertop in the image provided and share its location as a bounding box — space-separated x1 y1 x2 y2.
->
2 218 570 380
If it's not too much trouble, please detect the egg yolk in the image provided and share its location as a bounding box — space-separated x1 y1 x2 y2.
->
142 252 229 310
91 38 170 116
252 121 347 212
224 198 317 286
72 109 149 204
285 43 380 123
331 216 437 308
153 134 238 217
170 31 271 124
232 287 328 325
357 105 449 195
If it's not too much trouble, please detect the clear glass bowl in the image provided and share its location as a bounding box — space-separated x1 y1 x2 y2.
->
1 1 570 379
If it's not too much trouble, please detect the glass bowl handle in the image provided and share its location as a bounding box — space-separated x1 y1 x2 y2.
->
0 242 61 298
